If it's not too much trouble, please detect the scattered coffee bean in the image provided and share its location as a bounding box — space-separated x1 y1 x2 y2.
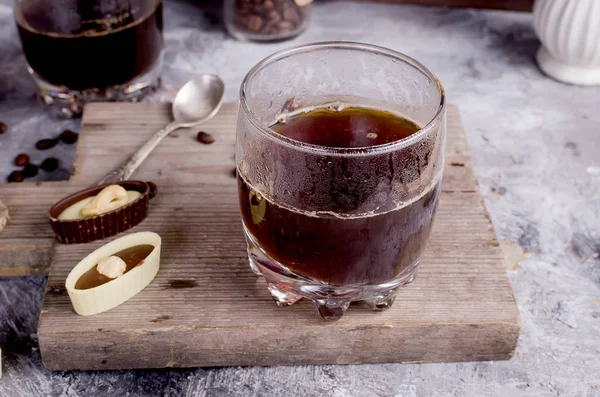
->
247 15 263 32
0 121 6 134
14 153 30 167
59 129 79 144
197 131 215 144
22 163 39 178
35 138 59 150
41 157 60 172
7 170 24 183
232 0 309 38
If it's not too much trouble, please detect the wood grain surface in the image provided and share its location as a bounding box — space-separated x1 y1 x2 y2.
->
2 103 519 369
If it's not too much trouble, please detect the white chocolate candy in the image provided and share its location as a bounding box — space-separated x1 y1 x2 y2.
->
96 256 127 279
66 232 162 316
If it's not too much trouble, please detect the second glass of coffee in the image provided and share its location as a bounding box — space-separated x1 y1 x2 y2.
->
236 42 446 320
15 0 164 117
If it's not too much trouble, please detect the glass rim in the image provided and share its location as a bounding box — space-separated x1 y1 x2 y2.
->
240 41 446 156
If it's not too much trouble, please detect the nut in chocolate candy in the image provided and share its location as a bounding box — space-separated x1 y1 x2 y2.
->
81 185 129 217
96 256 127 279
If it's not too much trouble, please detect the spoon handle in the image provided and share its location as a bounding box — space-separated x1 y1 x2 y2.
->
96 122 179 185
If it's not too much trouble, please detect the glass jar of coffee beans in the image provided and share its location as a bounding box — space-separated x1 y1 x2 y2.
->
224 0 311 42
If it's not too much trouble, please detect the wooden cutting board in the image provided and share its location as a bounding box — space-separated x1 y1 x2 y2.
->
0 103 520 370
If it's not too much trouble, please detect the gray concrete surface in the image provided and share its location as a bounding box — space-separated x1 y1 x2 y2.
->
1 1 599 396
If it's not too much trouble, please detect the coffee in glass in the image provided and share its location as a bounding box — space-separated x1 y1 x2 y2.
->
236 42 446 320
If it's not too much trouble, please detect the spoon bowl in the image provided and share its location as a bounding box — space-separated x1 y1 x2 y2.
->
173 75 225 125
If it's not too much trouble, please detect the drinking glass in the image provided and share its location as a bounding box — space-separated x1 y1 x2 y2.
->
14 0 164 117
236 42 446 320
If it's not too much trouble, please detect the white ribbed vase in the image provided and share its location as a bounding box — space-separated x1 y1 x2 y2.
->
533 0 600 85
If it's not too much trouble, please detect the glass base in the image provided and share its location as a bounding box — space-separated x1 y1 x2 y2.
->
244 227 419 321
30 59 162 118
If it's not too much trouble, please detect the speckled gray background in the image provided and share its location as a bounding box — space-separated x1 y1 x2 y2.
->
1 1 599 396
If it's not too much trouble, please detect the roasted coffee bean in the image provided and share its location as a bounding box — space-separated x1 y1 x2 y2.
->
277 21 294 32
41 157 60 172
35 138 58 150
59 129 79 144
247 15 263 32
267 10 281 24
14 153 30 166
22 163 39 178
7 170 24 183
282 8 299 24
197 131 215 144
0 121 7 134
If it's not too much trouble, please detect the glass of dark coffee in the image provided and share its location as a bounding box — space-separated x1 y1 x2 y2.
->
14 0 163 117
236 42 446 321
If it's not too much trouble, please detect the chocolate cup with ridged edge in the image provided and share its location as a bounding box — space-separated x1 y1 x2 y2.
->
49 181 158 244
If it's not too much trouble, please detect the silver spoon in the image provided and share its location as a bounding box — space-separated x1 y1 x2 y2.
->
97 75 225 185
